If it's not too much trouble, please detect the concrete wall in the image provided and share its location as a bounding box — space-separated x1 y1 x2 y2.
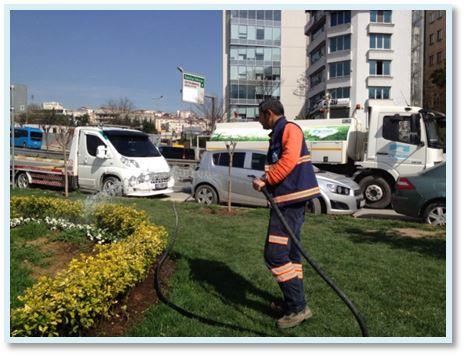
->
280 11 308 120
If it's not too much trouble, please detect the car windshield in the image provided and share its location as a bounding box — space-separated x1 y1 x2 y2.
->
104 131 161 157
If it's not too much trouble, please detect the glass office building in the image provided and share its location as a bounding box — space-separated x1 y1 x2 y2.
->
225 10 282 120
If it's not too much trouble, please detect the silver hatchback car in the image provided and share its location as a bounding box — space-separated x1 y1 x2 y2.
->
191 150 364 214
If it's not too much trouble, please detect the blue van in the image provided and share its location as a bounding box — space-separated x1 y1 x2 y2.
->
12 127 43 149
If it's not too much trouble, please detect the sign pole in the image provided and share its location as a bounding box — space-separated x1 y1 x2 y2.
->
10 85 15 187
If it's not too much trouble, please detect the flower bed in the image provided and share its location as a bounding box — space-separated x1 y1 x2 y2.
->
10 196 168 337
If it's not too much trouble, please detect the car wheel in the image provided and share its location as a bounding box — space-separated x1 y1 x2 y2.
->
195 184 219 205
424 202 446 226
359 176 392 209
306 197 324 215
16 172 30 189
101 176 123 196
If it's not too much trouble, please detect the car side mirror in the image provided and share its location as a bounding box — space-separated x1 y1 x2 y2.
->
96 145 108 159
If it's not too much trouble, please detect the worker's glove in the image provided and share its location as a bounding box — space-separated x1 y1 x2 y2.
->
252 178 266 192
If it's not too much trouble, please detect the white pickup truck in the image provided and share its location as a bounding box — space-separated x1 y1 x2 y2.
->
11 126 175 196
207 105 445 208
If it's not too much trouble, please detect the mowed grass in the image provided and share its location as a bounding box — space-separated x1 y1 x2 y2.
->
10 188 447 337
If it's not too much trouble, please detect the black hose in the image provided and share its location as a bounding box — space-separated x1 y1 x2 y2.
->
261 186 369 337
153 201 270 336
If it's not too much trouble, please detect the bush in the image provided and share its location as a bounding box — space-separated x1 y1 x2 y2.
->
10 198 168 337
11 196 84 221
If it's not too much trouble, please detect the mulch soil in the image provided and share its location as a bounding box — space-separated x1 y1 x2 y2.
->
85 258 175 337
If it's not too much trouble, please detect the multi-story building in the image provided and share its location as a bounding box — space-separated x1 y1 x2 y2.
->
304 10 412 119
411 10 425 107
222 10 307 121
423 10 446 113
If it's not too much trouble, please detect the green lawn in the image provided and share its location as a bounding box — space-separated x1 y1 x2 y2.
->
10 188 447 337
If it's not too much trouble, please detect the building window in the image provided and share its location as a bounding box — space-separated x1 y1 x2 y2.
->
369 33 391 49
369 60 391 76
329 87 350 99
429 33 435 45
257 10 265 20
370 10 392 23
274 10 281 22
309 91 326 108
429 11 436 23
311 24 325 41
329 34 351 53
429 55 434 66
265 11 273 21
310 68 325 87
437 29 443 42
273 27 281 41
368 87 390 99
330 11 351 26
310 44 325 64
239 25 247 39
256 27 264 40
437 51 442 64
437 10 444 19
329 60 351 78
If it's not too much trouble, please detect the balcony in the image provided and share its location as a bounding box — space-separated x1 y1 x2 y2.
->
304 11 326 35
366 76 393 87
367 23 395 34
366 49 394 61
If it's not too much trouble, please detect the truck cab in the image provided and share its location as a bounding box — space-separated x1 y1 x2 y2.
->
355 106 445 208
69 127 175 196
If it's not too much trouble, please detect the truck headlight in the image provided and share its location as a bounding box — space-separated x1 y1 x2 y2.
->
326 183 350 195
121 156 140 168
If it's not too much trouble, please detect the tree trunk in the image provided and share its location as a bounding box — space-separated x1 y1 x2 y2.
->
63 144 68 198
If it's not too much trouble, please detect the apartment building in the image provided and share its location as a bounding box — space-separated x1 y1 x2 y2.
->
222 10 307 121
423 10 446 113
304 10 412 118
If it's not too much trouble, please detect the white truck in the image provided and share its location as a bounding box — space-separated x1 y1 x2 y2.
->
11 126 175 196
207 105 445 208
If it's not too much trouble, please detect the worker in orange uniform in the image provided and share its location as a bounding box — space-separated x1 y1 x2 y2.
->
252 98 320 329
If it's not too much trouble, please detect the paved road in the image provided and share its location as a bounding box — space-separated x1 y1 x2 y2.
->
161 181 419 223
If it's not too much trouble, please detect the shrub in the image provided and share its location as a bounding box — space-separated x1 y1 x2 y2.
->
10 198 169 337
11 196 84 221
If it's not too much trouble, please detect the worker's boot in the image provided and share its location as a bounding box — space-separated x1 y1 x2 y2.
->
276 305 312 329
270 299 286 316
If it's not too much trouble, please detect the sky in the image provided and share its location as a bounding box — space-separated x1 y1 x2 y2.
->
10 10 223 112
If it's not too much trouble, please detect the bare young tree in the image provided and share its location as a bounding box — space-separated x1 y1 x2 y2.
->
55 126 75 198
293 73 309 98
104 97 135 114
192 96 225 133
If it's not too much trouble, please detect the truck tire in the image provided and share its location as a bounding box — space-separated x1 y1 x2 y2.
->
306 197 324 215
195 184 219 205
101 176 123 196
423 202 446 226
359 175 392 209
16 172 30 189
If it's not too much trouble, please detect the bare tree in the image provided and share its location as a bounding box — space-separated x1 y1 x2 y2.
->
55 126 75 198
293 73 309 97
192 96 225 133
103 97 135 114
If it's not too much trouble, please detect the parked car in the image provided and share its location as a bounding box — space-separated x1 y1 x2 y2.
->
159 146 195 160
392 162 446 225
191 150 364 214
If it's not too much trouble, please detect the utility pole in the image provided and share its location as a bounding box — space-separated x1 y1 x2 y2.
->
325 92 332 120
10 85 15 187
